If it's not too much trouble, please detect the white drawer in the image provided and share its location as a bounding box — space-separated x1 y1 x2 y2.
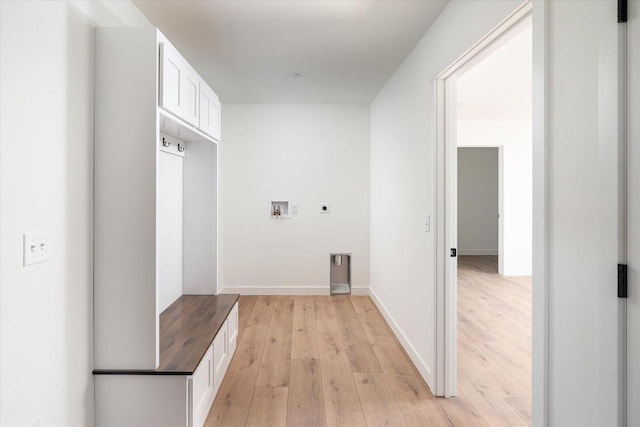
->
228 302 239 343
190 345 214 427
227 303 238 361
212 320 228 395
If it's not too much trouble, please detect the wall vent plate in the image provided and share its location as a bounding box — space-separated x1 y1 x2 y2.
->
320 204 330 214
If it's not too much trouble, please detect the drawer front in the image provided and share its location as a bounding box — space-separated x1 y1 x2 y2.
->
191 345 214 427
212 320 228 394
228 333 237 362
228 302 239 343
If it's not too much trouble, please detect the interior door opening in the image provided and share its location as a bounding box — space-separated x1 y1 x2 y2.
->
455 23 533 425
434 3 534 424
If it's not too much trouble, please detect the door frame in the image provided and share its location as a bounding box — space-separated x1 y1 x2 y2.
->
434 1 548 423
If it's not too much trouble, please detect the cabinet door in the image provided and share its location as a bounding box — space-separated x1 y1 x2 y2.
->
191 346 214 427
159 42 199 127
212 321 228 395
159 43 183 118
199 82 221 140
181 65 200 127
227 303 239 359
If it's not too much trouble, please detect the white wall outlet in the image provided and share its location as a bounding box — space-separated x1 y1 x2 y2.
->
320 204 330 214
292 203 298 214
23 233 49 266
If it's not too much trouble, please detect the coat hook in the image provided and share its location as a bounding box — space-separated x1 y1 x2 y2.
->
178 143 185 153
162 137 170 147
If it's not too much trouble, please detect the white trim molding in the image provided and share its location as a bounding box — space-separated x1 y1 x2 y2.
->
218 286 370 296
532 1 549 425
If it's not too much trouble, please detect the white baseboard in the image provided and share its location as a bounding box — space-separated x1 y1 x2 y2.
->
501 269 533 277
369 288 435 392
218 286 370 296
458 249 498 256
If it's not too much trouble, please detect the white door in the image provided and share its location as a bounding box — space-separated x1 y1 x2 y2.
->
627 0 640 424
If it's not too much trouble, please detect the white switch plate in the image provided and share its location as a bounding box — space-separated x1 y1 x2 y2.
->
320 204 330 214
23 233 49 266
292 203 298 214
425 214 431 232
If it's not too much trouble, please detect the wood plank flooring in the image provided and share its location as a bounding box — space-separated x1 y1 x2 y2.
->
457 256 532 425
206 256 531 426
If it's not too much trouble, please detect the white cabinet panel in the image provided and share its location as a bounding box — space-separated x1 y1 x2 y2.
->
212 320 228 395
159 42 200 127
227 303 239 363
181 66 200 127
95 375 188 427
159 43 182 118
157 149 183 313
199 82 221 140
191 346 214 427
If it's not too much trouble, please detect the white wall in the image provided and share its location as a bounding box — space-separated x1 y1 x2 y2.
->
0 2 150 426
370 0 523 388
221 104 370 294
458 120 532 275
457 148 499 256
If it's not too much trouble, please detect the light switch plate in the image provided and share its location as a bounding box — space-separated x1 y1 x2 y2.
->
292 203 298 214
425 214 431 232
23 233 49 266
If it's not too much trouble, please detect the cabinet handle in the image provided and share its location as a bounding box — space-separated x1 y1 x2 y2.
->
178 143 185 152
162 137 170 147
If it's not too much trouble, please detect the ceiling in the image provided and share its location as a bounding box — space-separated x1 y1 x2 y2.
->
456 21 532 122
133 0 448 104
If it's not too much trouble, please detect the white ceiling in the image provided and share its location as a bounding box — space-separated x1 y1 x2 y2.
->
456 22 532 122
132 0 448 104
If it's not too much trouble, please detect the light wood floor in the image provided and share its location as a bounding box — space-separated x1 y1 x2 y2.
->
206 256 531 426
457 256 532 426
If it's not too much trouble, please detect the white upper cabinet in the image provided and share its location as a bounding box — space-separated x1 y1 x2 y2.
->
199 82 221 140
181 65 200 127
159 42 183 119
159 39 218 136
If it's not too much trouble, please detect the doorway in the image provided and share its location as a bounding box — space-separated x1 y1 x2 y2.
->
434 1 535 418
456 20 533 424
